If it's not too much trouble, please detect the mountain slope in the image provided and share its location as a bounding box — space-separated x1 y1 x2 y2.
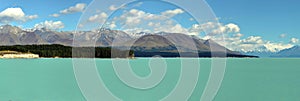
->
272 46 300 57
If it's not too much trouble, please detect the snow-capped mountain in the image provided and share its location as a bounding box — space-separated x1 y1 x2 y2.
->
272 45 300 57
0 24 247 56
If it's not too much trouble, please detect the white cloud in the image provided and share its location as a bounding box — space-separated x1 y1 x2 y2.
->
103 9 201 35
209 34 294 52
60 3 86 14
109 5 118 11
264 42 293 52
189 18 194 21
153 23 189 34
108 21 117 29
148 22 154 26
198 22 241 35
134 2 144 7
0 7 38 23
198 22 293 52
280 34 286 38
225 23 240 33
50 13 60 17
128 2 143 8
234 33 243 37
27 15 38 19
88 12 108 23
240 36 264 44
161 9 184 18
34 20 65 30
78 24 84 28
188 24 202 35
290 38 299 44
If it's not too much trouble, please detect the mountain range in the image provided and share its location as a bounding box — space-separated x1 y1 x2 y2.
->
242 46 300 58
0 25 256 57
271 46 300 57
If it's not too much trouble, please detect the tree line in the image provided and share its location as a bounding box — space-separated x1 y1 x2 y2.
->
0 44 134 58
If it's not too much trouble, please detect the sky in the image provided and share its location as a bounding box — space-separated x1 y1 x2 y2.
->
0 0 299 52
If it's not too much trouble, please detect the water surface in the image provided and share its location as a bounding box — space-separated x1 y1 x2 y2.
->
0 58 299 101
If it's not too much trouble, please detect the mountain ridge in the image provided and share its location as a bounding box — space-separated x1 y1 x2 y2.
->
0 24 257 57
271 45 300 57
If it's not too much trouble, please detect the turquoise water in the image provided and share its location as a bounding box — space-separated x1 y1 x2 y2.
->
0 58 300 101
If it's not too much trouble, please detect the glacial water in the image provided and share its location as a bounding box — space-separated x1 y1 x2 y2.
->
0 58 300 101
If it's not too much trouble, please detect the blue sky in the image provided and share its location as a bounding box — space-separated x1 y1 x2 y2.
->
0 0 90 30
206 0 300 45
0 0 299 52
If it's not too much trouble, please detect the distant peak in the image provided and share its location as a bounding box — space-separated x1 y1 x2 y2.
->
290 45 300 49
1 24 16 28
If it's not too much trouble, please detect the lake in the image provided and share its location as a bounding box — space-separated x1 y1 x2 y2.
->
0 58 299 101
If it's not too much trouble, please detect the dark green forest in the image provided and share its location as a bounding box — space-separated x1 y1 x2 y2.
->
0 44 134 58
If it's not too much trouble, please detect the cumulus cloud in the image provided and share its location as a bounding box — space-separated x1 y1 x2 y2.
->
209 34 294 52
50 3 86 17
34 20 65 30
109 22 117 29
103 9 196 35
240 36 264 44
60 3 86 14
280 34 286 38
263 42 294 52
189 18 194 21
50 13 60 17
109 5 118 11
198 22 294 52
234 33 243 37
0 7 38 23
225 23 240 33
88 12 108 23
213 35 294 52
161 9 184 18
99 9 237 36
198 22 240 35
290 38 299 44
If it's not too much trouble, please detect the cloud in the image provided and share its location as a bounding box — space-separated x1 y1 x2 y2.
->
0 7 38 23
109 22 117 29
27 15 38 20
60 3 86 14
215 35 294 52
209 34 294 52
104 9 197 35
234 33 243 37
263 42 294 52
290 38 299 44
101 9 237 36
50 3 86 17
109 5 118 11
189 18 194 21
50 13 60 17
280 34 286 38
88 12 108 23
198 22 241 35
161 9 184 18
198 22 294 52
34 20 65 30
101 8 196 35
225 23 240 33
240 36 264 44
127 2 143 8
